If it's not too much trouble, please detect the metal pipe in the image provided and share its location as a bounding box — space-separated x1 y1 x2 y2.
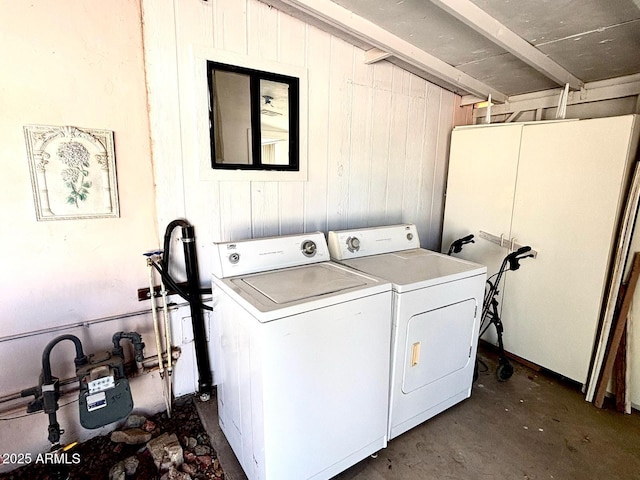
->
2 353 178 416
40 335 88 448
111 331 145 373
147 258 165 380
41 335 87 385
160 274 173 375
160 270 173 414
0 309 157 344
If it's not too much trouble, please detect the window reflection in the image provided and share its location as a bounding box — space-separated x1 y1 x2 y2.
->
212 70 251 165
260 79 290 166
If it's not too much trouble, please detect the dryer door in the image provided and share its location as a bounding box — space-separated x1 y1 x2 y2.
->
402 299 476 393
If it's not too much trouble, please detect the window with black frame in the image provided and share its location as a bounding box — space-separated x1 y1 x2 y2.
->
207 61 300 171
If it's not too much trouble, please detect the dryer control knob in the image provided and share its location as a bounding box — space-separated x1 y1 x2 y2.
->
347 236 360 252
228 253 240 264
407 233 414 241
301 240 317 257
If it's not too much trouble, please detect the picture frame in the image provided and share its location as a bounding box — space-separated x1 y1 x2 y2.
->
24 124 120 221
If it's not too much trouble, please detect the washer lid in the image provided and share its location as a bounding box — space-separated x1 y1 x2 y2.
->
242 264 366 304
212 261 391 322
339 249 486 292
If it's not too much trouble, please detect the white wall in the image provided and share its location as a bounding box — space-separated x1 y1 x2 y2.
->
0 1 168 469
142 0 462 285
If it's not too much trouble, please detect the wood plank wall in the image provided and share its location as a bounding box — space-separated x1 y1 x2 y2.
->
143 0 461 279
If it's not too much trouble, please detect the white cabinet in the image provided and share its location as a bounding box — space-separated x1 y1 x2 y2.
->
442 115 640 384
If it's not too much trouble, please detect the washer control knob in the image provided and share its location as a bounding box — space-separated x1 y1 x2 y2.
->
228 253 240 264
407 233 414 241
346 236 360 252
301 240 317 257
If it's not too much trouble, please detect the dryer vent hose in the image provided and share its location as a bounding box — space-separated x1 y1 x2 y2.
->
162 219 213 397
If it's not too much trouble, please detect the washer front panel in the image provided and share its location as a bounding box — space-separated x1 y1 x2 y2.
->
212 280 393 480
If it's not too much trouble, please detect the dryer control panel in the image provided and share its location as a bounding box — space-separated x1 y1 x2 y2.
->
328 224 420 260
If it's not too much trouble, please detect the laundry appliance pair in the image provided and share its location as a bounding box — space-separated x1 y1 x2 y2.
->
210 224 486 480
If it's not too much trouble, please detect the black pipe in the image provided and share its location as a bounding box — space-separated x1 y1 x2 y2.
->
41 335 88 446
149 259 213 311
162 219 190 272
42 335 88 386
163 220 213 397
112 331 145 364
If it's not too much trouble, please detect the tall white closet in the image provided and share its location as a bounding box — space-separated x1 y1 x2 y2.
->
442 115 640 384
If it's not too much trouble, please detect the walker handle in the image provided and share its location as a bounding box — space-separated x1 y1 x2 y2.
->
448 234 475 255
507 246 533 270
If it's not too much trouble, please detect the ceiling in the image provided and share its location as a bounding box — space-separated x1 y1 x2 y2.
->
261 0 640 114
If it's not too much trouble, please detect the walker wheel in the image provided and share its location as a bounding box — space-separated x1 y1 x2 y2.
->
496 363 514 382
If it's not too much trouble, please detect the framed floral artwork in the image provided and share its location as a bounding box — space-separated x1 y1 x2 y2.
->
24 125 120 220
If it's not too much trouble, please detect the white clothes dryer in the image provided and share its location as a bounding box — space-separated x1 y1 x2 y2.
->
328 224 487 440
210 232 393 480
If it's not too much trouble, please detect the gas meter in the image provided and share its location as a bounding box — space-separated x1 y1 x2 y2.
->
22 332 145 446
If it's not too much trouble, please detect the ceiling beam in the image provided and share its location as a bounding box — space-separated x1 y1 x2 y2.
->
472 73 640 118
428 0 584 91
260 0 508 102
364 48 392 65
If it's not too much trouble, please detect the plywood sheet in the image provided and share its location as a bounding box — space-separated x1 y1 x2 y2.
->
538 20 640 82
470 0 640 44
331 0 505 65
457 53 559 96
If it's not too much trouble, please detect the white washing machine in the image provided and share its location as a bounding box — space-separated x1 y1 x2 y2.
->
210 232 393 480
328 224 487 440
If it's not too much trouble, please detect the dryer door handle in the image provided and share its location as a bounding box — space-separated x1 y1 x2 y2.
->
410 342 421 367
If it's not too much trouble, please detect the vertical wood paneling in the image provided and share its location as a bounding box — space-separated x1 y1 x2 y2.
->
146 0 461 259
279 182 305 234
278 9 306 67
219 183 253 241
384 66 410 224
303 26 331 233
326 37 354 230
247 2 280 237
348 83 373 227
173 0 220 258
214 0 247 53
247 0 278 60
418 84 442 249
429 89 456 250
251 182 281 237
348 49 374 227
367 62 393 227
214 0 252 241
352 48 374 88
276 11 307 235
402 75 427 225
142 0 185 230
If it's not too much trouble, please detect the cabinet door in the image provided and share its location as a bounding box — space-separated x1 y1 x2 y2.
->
443 124 522 277
504 116 637 383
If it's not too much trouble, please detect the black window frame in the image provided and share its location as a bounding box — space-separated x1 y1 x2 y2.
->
207 61 300 171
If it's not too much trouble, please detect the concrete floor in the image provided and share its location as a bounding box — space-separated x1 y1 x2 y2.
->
196 347 640 480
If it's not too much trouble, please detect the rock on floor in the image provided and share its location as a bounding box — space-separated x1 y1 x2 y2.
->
0 395 224 480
